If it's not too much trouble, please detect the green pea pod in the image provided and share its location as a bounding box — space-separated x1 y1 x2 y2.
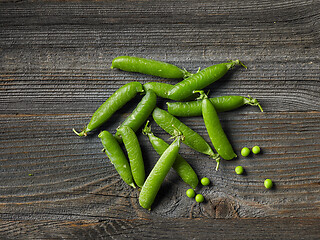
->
117 126 145 188
139 135 182 210
98 131 135 188
111 56 192 79
143 82 198 101
167 95 263 117
168 60 246 101
152 107 220 168
143 82 173 99
142 121 198 189
196 91 237 160
73 82 144 136
115 90 157 142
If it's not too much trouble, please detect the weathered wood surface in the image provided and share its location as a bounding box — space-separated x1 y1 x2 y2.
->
1 218 320 240
0 0 319 239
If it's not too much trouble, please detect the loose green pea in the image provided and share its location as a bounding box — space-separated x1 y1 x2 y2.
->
195 194 204 203
264 179 273 189
186 189 196 198
252 146 261 154
235 166 244 175
201 177 210 186
241 147 250 157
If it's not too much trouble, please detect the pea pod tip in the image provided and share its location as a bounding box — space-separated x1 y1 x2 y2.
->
237 60 247 69
72 128 86 137
246 95 264 112
227 59 247 69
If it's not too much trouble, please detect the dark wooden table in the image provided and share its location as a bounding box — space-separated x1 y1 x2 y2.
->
1 0 319 239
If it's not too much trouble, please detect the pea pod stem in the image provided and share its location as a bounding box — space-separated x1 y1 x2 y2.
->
245 95 263 112
227 59 247 69
73 128 86 137
170 124 185 141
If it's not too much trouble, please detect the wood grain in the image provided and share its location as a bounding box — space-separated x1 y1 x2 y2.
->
0 0 319 238
0 218 320 240
1 112 319 220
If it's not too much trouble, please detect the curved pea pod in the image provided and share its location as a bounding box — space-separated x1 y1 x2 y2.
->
143 82 198 101
73 82 144 136
139 136 181 210
167 95 263 117
198 92 237 160
117 126 145 188
142 121 198 189
143 82 174 99
115 90 157 142
98 131 135 188
111 56 192 79
167 60 246 101
152 107 220 168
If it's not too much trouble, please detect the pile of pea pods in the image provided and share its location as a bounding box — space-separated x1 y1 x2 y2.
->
73 56 263 210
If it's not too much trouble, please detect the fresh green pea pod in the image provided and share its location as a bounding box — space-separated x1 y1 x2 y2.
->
117 126 145 188
73 82 144 136
115 90 157 142
139 134 182 210
143 82 197 101
111 56 192 79
143 82 174 99
152 107 220 169
168 60 246 101
167 95 263 117
142 121 198 189
196 91 237 160
98 131 135 188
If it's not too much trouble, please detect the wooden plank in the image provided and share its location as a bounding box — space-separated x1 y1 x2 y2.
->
0 112 319 220
0 218 320 240
0 0 319 238
0 0 319 114
1 62 319 114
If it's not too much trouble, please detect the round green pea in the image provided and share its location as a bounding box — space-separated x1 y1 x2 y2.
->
252 146 261 154
241 147 250 157
201 177 210 186
195 194 204 203
186 189 196 198
264 179 273 189
235 166 244 175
